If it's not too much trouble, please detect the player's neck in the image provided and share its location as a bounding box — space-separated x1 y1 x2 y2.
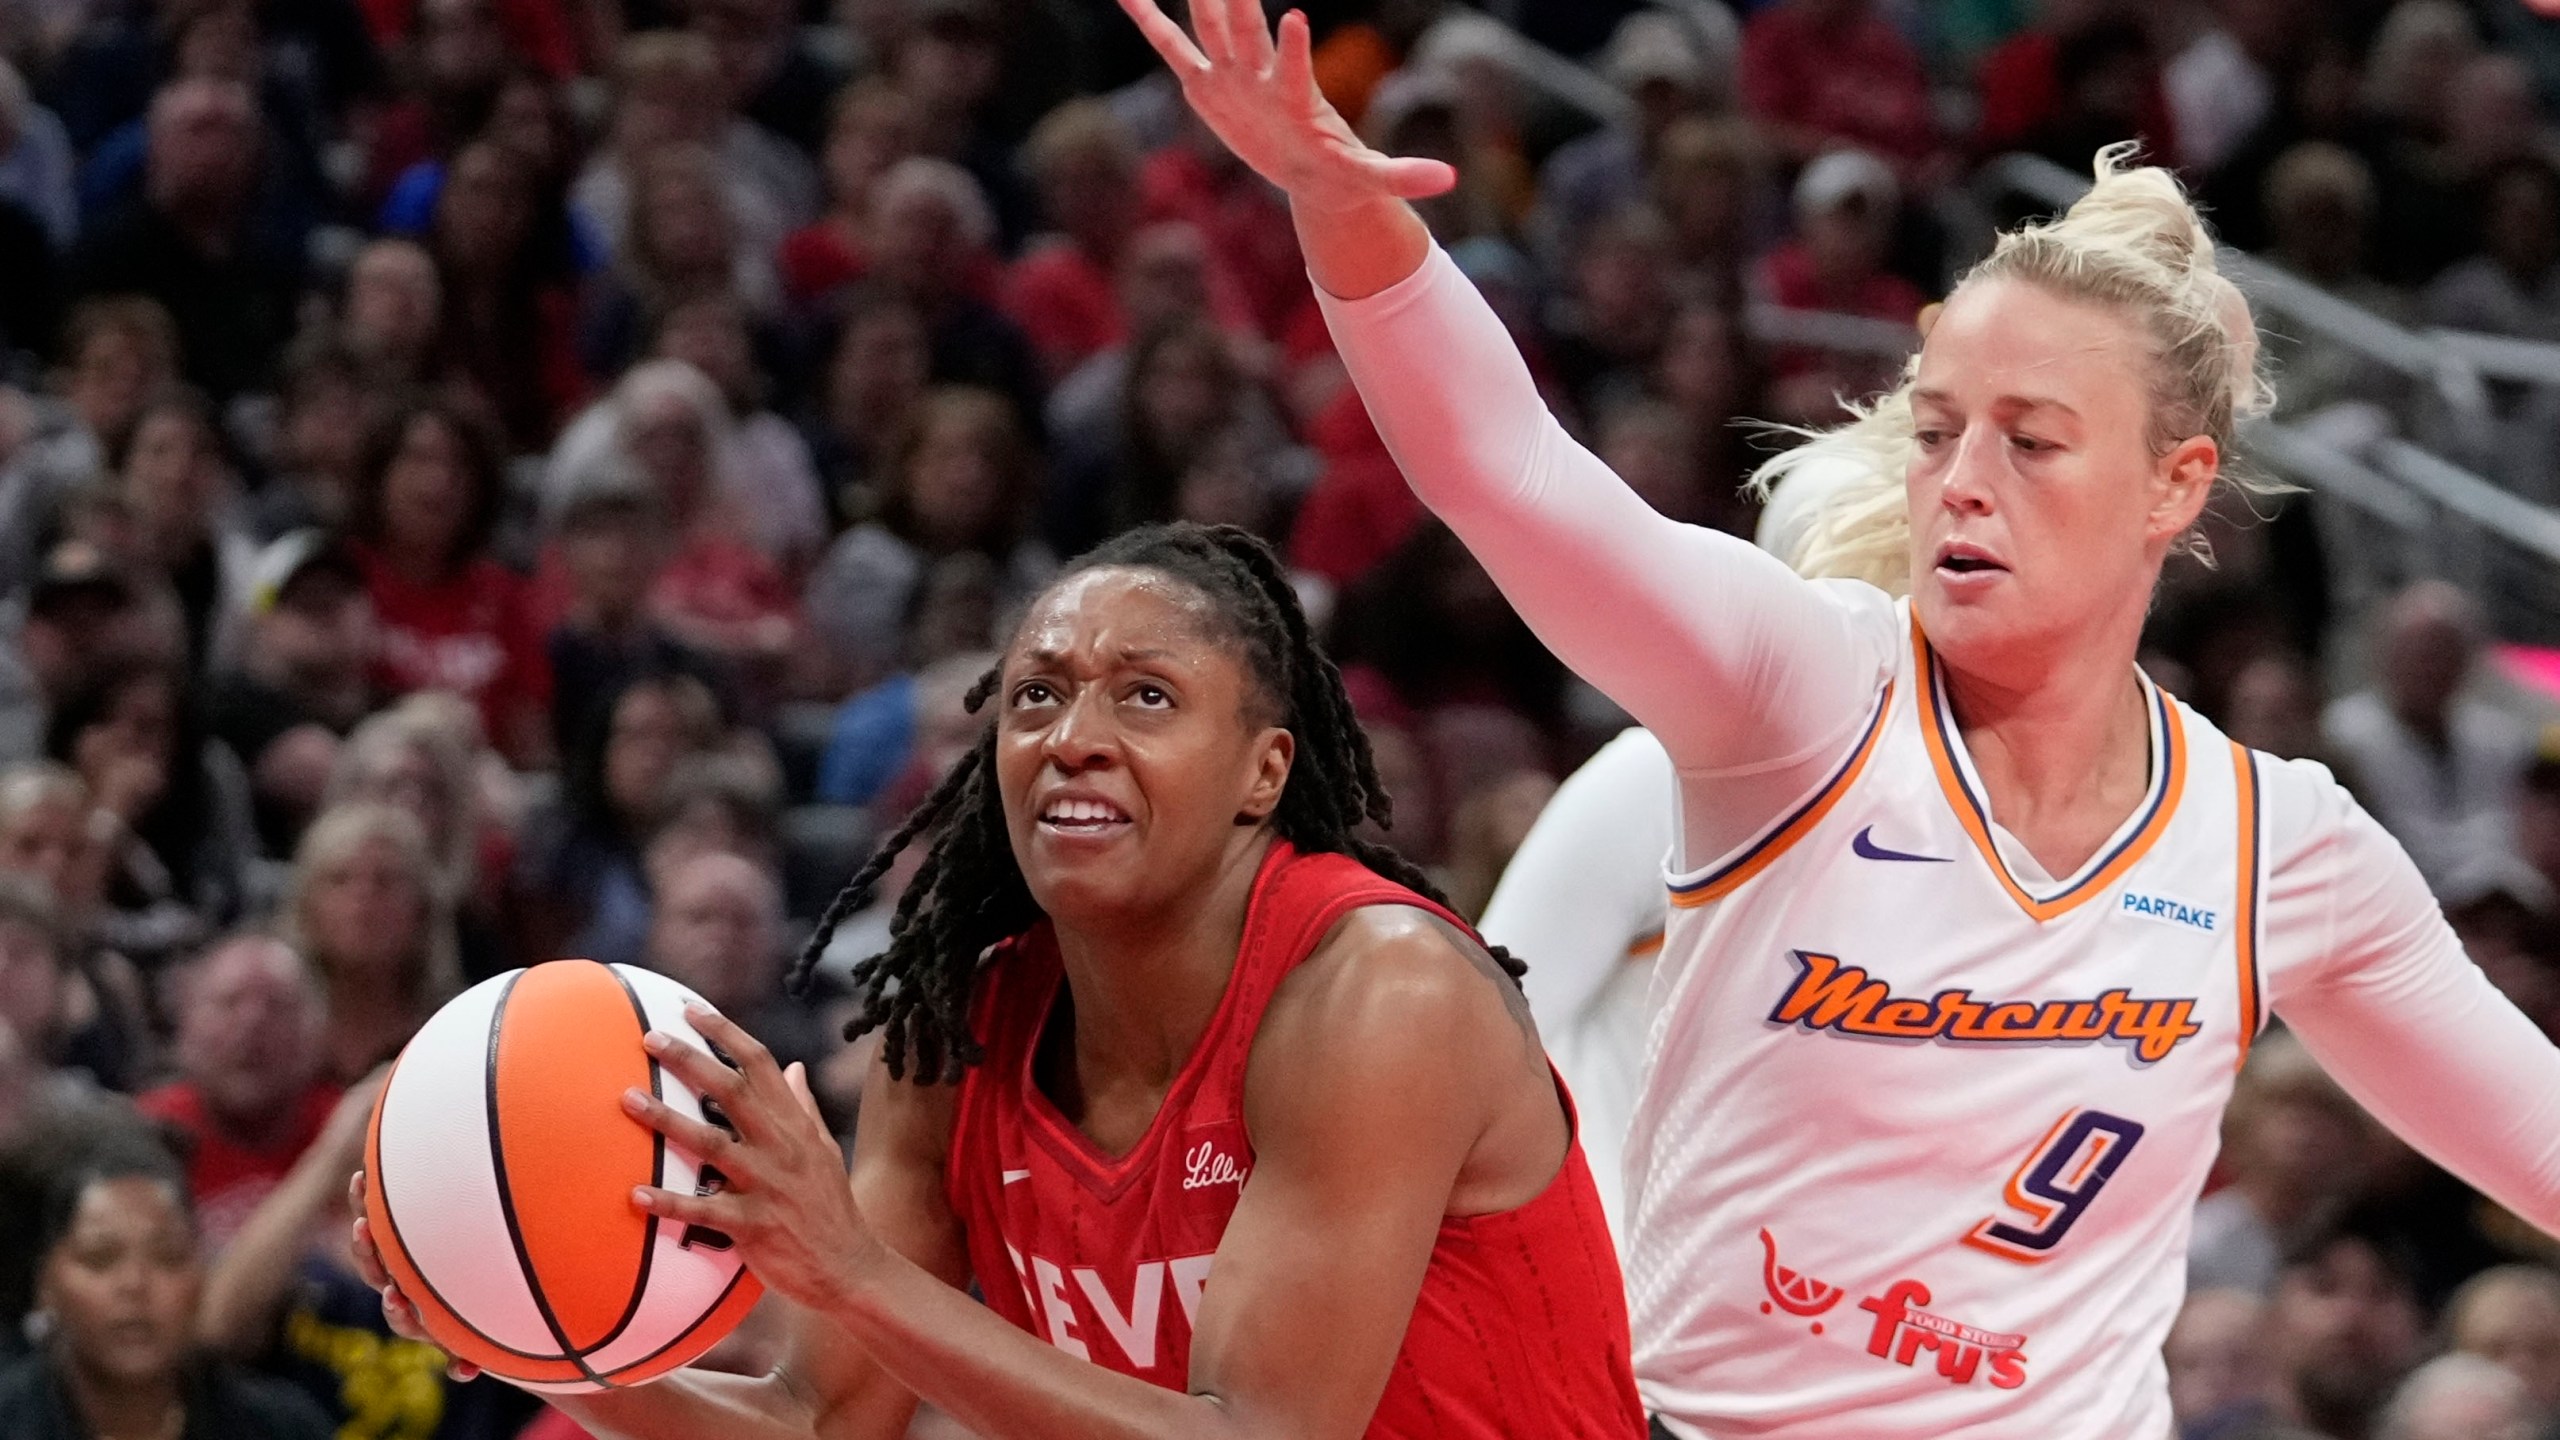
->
1049 832 1274 1091
1941 650 2154 878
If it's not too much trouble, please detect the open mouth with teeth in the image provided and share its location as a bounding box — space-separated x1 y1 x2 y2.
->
1935 544 2008 577
1039 797 1134 834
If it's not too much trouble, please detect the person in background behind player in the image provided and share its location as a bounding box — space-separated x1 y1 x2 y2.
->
0 1139 335 1440
354 521 1644 1439
1481 457 1879 1243
1109 3 2560 1435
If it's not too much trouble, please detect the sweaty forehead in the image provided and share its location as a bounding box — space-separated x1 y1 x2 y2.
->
1008 566 1230 667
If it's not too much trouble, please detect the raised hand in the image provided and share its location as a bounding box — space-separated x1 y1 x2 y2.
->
1117 0 1454 215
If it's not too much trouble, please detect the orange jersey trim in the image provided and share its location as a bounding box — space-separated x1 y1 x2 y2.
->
1913 624 2187 923
1668 681 1895 909
2229 741 2266 1071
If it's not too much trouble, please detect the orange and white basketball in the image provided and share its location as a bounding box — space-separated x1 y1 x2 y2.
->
362 960 763 1392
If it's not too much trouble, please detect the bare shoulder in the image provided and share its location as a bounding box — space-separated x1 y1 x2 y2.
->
1270 903 1540 1053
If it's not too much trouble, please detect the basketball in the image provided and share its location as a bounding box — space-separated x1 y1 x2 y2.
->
361 960 764 1392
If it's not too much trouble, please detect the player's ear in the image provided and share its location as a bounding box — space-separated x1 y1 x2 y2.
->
1236 727 1294 826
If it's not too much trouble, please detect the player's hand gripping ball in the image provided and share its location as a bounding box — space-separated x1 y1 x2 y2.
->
355 960 764 1391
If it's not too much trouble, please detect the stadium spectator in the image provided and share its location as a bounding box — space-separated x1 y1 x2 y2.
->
70 79 302 402
133 935 335 1248
347 395 552 767
541 484 709 753
643 847 827 1070
510 669 722 963
0 298 181 596
361 0 515 207
424 138 587 451
639 294 828 573
1738 0 1938 175
807 384 1048 690
203 532 378 857
110 389 254 673
2269 1212 2431 1440
280 802 457 1083
1753 148 1926 424
245 343 365 542
2324 581 2534 893
338 238 447 394
862 156 1042 424
2166 1288 2285 1438
803 286 933 515
776 80 921 303
573 32 814 279
0 1140 334 1440
2445 1265 2560 1417
548 360 807 702
1532 11 1722 267
327 705 480 896
1004 99 1148 382
2423 155 2560 345
44 662 255 968
2191 1030 2379 1297
2374 1352 2542 1440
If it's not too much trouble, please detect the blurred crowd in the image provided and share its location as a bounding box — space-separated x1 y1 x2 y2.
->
2 0 2560 1436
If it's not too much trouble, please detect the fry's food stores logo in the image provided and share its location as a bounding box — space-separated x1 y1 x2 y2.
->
1757 1230 2031 1390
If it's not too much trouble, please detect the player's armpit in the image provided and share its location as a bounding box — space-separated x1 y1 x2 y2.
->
1187 910 1554 1437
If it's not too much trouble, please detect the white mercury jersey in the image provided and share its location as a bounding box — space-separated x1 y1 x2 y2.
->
1315 243 2560 1440
1633 597 2262 1437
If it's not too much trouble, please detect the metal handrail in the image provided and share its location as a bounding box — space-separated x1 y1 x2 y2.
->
2373 440 2560 566
1977 151 2560 408
1743 303 1920 358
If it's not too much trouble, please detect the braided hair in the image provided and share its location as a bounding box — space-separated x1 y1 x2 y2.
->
787 522 1525 1082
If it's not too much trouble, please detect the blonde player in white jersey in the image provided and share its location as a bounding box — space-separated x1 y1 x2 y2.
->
1116 2 2560 1434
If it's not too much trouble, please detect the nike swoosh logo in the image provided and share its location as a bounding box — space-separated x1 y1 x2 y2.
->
1002 1169 1032 1185
1852 826 1952 863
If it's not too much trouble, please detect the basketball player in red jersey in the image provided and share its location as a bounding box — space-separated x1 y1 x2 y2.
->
350 522 1644 1438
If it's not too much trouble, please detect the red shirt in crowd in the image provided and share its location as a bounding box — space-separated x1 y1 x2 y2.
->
1002 239 1124 380
1752 241 1929 377
1288 386 1424 590
1973 28 2178 159
653 534 803 635
356 0 576 76
136 1080 342 1250
1138 147 1313 341
948 841 1646 1435
353 545 554 753
1739 0 1938 170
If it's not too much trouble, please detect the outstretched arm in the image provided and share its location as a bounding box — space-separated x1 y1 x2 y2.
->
1116 0 1892 794
2270 782 2560 1232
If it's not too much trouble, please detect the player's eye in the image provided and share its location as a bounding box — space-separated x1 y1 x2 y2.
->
1128 683 1172 709
1010 680 1060 708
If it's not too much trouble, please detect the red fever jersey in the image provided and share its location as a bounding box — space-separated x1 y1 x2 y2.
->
947 840 1647 1437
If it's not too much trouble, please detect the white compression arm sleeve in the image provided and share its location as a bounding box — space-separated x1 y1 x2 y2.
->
1315 246 1896 863
2268 768 2560 1234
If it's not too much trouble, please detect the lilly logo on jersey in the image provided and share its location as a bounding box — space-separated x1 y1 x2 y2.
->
1182 1140 1249 1191
1768 951 2204 1064
1859 1280 2030 1390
